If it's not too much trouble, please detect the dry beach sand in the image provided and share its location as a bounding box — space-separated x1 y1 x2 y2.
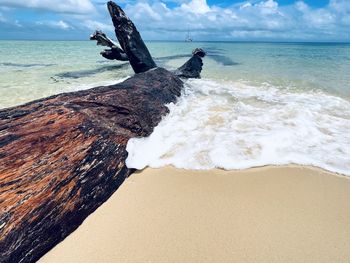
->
40 166 350 263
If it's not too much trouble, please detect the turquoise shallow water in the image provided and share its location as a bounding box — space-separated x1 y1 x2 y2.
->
154 42 350 99
0 41 350 108
1 41 350 175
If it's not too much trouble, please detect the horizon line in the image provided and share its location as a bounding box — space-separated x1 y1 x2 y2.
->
0 39 350 44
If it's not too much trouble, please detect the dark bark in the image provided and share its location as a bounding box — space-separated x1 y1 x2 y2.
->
90 30 117 48
0 68 183 263
107 1 157 73
0 2 206 262
101 47 129 61
91 28 207 78
90 30 129 61
174 48 206 78
91 3 206 78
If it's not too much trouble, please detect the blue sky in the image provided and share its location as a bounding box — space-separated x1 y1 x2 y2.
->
0 0 349 41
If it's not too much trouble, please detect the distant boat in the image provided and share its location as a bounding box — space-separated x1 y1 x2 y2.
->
185 30 193 42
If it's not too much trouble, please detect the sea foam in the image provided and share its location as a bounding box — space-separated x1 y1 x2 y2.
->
126 78 350 176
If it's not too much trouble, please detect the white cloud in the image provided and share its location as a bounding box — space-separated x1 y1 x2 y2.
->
1 0 350 41
329 0 350 13
295 1 308 12
0 0 95 14
58 20 71 29
36 20 73 30
180 0 210 14
0 12 23 27
240 3 252 9
83 20 114 31
253 0 278 13
129 2 163 21
119 0 350 41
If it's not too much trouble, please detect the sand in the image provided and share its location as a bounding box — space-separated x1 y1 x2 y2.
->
40 166 350 263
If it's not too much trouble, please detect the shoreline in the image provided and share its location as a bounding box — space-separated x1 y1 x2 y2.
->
40 165 350 263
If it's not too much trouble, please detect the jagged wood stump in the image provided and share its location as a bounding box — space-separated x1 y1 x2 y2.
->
0 1 205 262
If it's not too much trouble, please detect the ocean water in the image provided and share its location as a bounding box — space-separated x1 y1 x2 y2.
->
1 41 350 175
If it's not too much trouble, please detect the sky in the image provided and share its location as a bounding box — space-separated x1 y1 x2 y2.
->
0 0 349 41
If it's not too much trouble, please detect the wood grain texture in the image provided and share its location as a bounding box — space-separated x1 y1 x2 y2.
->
107 1 157 73
0 68 183 263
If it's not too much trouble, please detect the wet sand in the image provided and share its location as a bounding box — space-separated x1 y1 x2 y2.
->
40 166 350 263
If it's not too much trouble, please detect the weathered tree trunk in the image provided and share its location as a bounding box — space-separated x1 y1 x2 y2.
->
0 2 205 262
0 68 182 263
107 1 157 73
91 2 206 78
90 30 129 61
174 48 206 78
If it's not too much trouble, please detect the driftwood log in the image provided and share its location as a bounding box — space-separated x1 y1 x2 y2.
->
90 1 205 78
0 1 205 263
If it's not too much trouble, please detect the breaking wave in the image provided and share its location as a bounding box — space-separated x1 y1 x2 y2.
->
126 78 350 176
